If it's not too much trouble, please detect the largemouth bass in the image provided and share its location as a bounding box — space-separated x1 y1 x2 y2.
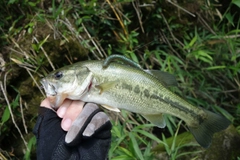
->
40 55 230 148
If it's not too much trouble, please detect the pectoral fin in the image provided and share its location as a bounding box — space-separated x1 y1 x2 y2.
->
145 70 178 87
96 81 117 94
142 113 166 128
101 104 120 112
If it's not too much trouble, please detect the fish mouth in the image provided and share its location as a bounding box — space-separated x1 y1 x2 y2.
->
40 78 57 96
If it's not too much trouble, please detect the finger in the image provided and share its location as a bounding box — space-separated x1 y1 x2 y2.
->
40 98 52 109
65 103 99 145
82 112 109 136
61 100 84 131
56 99 73 118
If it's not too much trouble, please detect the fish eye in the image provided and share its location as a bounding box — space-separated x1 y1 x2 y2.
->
54 71 63 80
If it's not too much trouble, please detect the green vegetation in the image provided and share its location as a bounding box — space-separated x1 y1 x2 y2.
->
0 0 240 159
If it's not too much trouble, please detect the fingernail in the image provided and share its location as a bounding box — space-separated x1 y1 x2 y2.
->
62 118 72 131
57 107 67 118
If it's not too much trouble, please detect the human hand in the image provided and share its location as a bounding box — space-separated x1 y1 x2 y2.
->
33 98 112 160
40 98 84 131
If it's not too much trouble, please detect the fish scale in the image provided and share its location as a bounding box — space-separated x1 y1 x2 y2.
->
84 63 202 122
40 55 231 148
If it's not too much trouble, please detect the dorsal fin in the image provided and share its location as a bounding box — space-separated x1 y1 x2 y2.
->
145 70 178 87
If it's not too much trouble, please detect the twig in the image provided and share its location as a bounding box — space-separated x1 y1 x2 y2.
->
167 0 196 17
106 0 128 37
128 114 140 126
45 19 57 39
121 114 133 131
9 38 40 67
94 37 108 58
139 3 155 7
220 89 240 93
195 12 216 35
33 35 55 70
24 67 46 97
115 7 131 23
24 101 29 110
9 37 30 59
160 12 176 45
3 70 9 93
132 0 145 33
234 78 240 88
61 17 101 59
0 81 28 150
10 57 35 69
158 30 184 62
0 152 7 160
20 97 28 134
81 23 105 58
223 35 240 39
65 54 73 64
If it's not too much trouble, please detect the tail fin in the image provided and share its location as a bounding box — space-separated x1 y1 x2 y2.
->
188 110 231 148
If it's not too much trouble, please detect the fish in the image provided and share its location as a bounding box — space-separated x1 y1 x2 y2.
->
40 55 231 148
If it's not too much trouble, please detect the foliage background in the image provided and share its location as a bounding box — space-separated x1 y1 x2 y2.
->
0 0 239 159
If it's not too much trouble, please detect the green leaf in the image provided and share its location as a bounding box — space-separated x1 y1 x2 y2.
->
129 132 144 160
111 155 134 160
189 35 197 47
225 13 235 26
28 27 33 34
133 129 163 144
205 66 226 70
213 105 234 122
24 136 36 160
129 52 139 64
38 35 50 49
1 107 10 123
110 134 126 154
184 34 197 49
118 146 134 157
32 44 38 51
28 2 36 7
193 50 213 65
232 0 240 8
198 56 212 65
76 18 83 25
8 0 17 4
197 50 213 60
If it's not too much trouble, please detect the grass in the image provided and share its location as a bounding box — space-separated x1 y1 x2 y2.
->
0 0 240 159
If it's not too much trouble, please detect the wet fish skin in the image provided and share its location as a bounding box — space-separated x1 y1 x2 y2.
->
40 56 231 148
